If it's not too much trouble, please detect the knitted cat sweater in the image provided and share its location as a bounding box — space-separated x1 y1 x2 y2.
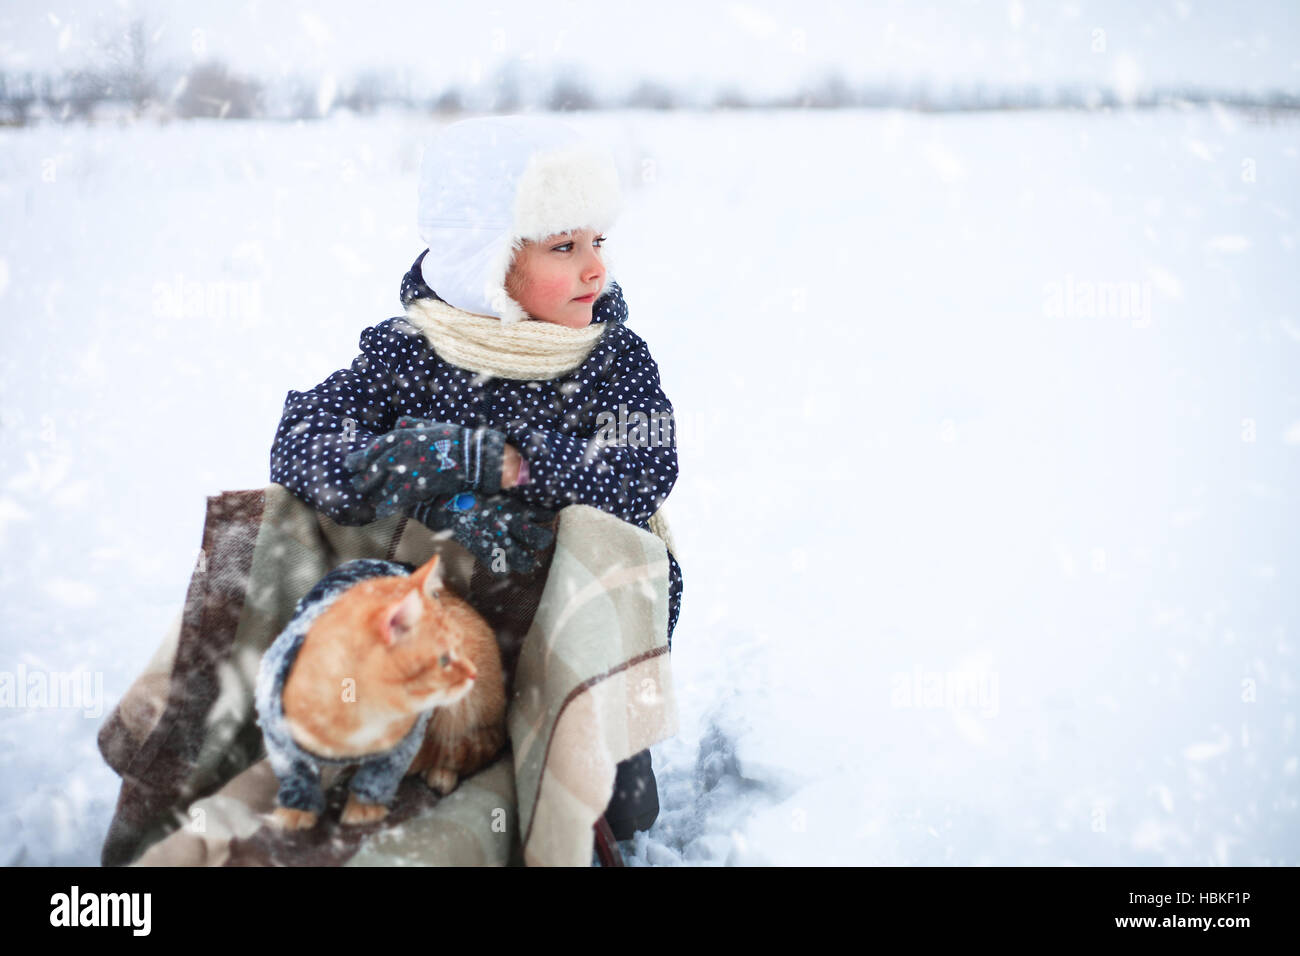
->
254 558 428 815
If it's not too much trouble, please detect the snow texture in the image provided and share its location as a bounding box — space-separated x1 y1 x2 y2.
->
1 107 1297 866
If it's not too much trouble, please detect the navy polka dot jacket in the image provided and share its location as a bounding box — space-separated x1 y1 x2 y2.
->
269 251 683 644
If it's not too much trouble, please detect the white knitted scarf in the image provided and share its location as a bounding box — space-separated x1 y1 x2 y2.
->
401 296 678 558
403 296 606 381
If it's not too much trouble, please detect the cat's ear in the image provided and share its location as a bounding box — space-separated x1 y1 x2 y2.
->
383 589 425 646
411 554 446 603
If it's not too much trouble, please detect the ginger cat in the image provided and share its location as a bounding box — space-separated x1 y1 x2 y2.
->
271 554 506 830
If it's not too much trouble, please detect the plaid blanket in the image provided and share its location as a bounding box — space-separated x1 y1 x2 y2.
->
97 483 676 867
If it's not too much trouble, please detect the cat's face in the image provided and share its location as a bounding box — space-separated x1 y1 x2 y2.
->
379 556 477 709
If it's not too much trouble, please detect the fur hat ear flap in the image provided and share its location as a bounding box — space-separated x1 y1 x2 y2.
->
486 236 532 326
597 242 617 299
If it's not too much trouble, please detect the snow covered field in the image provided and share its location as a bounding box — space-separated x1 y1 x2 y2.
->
1 106 1297 866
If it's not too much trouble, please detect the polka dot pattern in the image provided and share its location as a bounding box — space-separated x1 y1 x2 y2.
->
271 251 682 644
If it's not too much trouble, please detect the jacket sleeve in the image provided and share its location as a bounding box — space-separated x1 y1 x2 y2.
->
269 322 404 526
505 329 678 528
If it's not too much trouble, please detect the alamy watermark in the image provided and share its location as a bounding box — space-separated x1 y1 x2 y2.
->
1043 274 1152 328
152 272 262 322
890 665 999 718
593 403 675 448
0 663 103 718
49 886 150 935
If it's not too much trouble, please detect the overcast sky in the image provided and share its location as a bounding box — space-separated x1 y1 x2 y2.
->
1 0 1296 96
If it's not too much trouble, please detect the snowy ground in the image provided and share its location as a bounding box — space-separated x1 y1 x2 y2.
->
1 106 1297 866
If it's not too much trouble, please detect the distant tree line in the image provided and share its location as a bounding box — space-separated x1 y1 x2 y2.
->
1 16 1296 126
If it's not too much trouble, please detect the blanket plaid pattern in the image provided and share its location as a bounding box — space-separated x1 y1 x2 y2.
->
97 483 676 867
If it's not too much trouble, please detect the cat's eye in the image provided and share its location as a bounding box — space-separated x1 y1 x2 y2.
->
439 653 450 668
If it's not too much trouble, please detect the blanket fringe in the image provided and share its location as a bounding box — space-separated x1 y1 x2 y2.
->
647 507 675 560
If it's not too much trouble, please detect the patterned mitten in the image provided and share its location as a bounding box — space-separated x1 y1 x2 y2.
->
344 416 507 518
411 491 556 575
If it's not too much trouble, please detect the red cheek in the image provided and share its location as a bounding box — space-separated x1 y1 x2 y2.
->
536 277 570 300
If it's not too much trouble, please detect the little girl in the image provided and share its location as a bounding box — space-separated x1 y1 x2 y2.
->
267 115 680 840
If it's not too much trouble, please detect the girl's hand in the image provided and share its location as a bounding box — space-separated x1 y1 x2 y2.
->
343 416 507 517
411 491 556 575
501 444 524 489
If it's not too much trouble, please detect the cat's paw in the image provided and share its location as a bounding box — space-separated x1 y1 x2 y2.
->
424 766 460 795
340 794 390 825
270 807 319 830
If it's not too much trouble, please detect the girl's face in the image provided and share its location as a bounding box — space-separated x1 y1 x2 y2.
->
505 228 607 328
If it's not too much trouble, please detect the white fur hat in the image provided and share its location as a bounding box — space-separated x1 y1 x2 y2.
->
416 115 624 324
